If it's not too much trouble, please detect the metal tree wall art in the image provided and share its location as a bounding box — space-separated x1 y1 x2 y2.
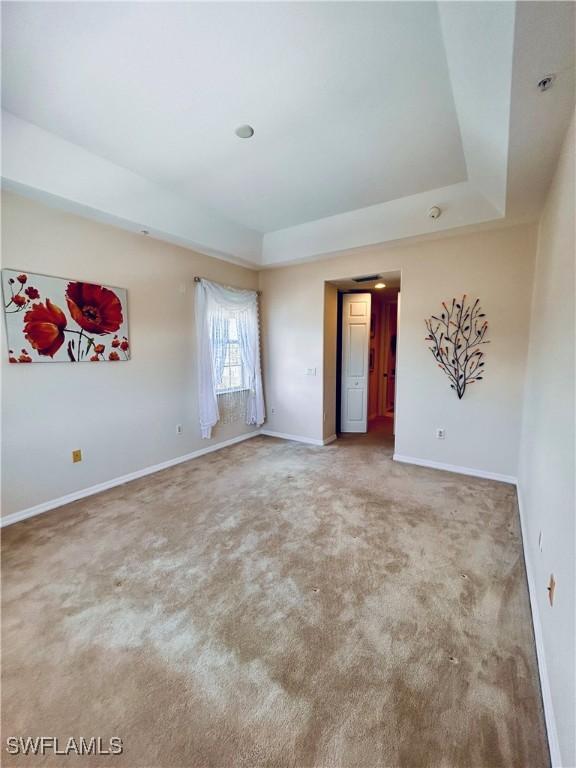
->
425 295 489 399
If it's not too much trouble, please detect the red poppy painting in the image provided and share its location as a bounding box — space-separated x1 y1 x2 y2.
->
2 270 130 363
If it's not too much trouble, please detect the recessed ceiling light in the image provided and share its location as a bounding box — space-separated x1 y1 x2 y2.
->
537 75 555 92
375 282 386 289
235 124 254 139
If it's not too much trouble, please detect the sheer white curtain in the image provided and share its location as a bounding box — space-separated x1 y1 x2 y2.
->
195 279 265 439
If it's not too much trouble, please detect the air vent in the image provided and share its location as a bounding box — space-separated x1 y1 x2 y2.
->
353 275 380 283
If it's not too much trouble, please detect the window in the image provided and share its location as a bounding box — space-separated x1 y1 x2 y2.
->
213 314 248 394
196 278 264 439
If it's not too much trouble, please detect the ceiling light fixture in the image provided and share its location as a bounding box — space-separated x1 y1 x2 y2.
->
235 124 254 139
375 282 386 289
537 74 555 92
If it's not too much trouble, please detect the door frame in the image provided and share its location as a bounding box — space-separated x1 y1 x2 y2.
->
330 274 402 443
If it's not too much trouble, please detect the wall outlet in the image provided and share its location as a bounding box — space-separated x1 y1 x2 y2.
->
176 424 183 435
271 407 276 415
72 449 82 463
305 367 316 376
436 428 445 439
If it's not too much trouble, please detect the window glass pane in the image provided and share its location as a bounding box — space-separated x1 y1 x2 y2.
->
214 324 246 391
228 342 240 367
229 365 242 389
228 316 238 341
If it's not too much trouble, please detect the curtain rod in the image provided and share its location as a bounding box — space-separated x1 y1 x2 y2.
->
193 276 261 295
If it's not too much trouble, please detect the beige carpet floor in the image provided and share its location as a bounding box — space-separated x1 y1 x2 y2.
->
2 432 548 767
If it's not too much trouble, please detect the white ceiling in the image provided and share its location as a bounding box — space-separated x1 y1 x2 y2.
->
2 2 467 233
1 2 574 266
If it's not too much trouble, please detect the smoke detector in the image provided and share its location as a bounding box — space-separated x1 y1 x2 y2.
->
428 205 442 220
235 124 255 139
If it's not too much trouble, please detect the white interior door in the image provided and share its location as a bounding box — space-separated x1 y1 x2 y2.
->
341 292 371 433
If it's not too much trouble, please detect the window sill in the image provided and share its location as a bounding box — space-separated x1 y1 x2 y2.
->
216 387 250 396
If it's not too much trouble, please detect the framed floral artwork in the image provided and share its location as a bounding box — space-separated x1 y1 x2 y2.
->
2 269 130 363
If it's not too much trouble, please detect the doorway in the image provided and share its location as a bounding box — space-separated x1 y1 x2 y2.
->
329 272 401 445
368 289 398 439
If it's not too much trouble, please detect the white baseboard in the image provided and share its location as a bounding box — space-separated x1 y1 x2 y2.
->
393 453 517 485
260 429 326 446
260 430 337 446
1 430 261 528
516 484 561 767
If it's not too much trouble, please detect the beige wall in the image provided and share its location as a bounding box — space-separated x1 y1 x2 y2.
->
1 193 539 515
258 267 323 441
259 223 537 477
1 192 258 518
518 114 575 766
